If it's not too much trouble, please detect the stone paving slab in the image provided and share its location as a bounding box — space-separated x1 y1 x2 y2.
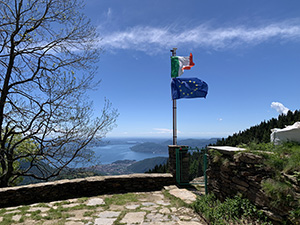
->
27 207 50 212
87 198 105 206
0 185 206 225
125 204 139 210
167 186 197 204
97 211 121 218
121 211 147 224
94 217 116 225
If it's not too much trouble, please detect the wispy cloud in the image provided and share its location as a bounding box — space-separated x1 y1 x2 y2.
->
152 128 173 134
271 102 290 115
97 20 300 54
106 8 112 19
152 128 182 134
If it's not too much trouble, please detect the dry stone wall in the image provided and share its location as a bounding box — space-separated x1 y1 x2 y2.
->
207 149 300 224
0 173 174 208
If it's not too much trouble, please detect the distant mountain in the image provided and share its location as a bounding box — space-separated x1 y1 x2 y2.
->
92 160 136 175
130 142 167 153
89 137 168 147
128 157 168 173
19 161 101 185
162 138 219 148
130 138 218 154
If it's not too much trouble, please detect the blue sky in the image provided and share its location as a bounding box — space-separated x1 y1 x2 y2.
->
83 0 300 139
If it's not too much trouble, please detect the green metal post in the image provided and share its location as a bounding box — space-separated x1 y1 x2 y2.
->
175 147 180 184
204 148 208 195
175 146 191 186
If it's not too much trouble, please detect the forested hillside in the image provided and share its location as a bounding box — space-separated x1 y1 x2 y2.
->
214 110 300 146
147 110 300 174
128 157 168 173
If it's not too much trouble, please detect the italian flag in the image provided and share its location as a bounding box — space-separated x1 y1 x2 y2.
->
171 53 195 78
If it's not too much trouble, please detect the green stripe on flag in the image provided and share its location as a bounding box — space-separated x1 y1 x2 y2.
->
171 56 179 78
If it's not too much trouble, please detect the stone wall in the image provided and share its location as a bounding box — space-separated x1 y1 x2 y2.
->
0 173 174 208
207 148 300 224
168 145 178 178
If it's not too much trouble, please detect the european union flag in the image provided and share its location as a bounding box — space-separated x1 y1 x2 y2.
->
171 77 208 100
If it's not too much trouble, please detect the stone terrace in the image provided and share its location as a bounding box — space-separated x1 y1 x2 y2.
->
0 185 206 225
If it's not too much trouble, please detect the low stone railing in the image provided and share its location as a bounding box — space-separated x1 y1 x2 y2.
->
0 173 174 208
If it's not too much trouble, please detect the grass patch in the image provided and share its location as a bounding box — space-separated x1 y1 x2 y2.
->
104 193 139 206
290 207 300 224
83 210 95 217
162 190 188 208
262 179 295 208
77 197 89 203
52 200 70 206
30 210 43 220
0 208 7 215
113 221 126 225
192 194 272 225
34 203 49 208
18 205 30 213
29 207 70 221
242 142 300 174
0 217 14 225
112 211 126 225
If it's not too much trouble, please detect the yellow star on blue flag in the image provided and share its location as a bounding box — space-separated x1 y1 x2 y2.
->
171 77 208 100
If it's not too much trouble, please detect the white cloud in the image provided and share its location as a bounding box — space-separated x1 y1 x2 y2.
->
217 118 223 121
106 8 112 19
153 128 173 134
97 20 300 54
271 102 290 115
152 128 182 134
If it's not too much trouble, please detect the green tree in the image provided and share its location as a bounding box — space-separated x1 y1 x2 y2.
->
214 110 300 146
0 0 118 187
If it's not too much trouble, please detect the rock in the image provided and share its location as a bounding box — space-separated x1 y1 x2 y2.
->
12 215 22 222
125 204 140 209
65 222 84 225
235 152 263 164
97 211 120 218
262 210 283 222
86 198 105 206
159 208 171 214
220 164 231 172
94 218 116 225
120 212 146 224
28 207 50 212
168 188 197 204
178 221 205 225
62 203 80 208
4 210 21 215
232 177 249 187
94 211 121 225
156 200 171 206
142 202 157 207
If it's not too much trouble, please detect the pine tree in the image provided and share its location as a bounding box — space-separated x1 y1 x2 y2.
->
215 110 300 146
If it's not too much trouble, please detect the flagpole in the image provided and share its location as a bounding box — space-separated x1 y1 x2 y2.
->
171 48 177 145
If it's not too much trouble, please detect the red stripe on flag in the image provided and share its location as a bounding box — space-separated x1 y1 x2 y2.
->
182 53 195 71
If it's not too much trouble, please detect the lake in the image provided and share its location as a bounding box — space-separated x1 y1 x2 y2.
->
91 144 168 164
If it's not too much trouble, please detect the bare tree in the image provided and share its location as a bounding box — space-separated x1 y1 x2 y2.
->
0 0 118 187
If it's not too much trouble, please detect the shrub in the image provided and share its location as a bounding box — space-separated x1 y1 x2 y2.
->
192 194 271 225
